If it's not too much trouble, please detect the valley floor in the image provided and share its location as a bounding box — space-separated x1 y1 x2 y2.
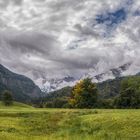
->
0 105 140 140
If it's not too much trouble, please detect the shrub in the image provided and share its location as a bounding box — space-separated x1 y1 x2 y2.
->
2 90 13 106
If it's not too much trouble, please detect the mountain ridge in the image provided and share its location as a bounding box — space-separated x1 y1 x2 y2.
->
37 63 132 93
0 64 42 103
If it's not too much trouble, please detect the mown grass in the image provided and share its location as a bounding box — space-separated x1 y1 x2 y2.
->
0 103 140 140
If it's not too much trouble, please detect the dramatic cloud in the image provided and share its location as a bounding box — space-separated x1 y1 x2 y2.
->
0 0 140 86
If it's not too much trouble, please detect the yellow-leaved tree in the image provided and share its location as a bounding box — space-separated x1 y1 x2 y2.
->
69 78 98 108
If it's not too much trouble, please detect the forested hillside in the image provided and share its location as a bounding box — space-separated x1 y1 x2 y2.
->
0 64 42 103
39 76 140 108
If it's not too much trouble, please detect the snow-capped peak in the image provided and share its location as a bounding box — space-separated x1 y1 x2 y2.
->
36 63 132 93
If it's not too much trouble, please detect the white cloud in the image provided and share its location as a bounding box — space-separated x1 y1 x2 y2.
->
0 0 140 83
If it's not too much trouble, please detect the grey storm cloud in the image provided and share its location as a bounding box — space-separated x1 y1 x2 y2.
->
12 0 23 5
0 0 140 82
6 32 58 55
47 0 85 12
0 0 23 7
0 31 116 77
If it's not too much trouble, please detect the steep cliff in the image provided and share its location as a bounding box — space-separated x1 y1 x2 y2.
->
0 64 41 103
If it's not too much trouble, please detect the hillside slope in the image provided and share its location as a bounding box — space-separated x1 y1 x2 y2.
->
43 76 134 103
0 64 42 103
0 101 33 109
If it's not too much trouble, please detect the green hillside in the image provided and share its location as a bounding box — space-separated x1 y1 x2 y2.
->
0 101 33 109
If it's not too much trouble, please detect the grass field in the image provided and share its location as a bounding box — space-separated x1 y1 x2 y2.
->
0 102 140 140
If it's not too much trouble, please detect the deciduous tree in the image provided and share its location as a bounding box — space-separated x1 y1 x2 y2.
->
69 78 98 108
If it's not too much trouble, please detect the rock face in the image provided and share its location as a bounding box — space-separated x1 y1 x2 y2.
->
38 63 132 93
0 64 41 102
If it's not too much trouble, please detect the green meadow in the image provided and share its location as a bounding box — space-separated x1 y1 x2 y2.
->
0 102 140 140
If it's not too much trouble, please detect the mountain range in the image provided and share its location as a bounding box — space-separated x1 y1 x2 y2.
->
0 63 139 104
37 63 132 93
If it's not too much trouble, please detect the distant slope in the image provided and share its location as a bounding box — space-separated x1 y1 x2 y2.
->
44 86 72 102
44 76 139 102
0 64 42 103
38 63 132 93
43 78 123 100
97 77 123 99
0 101 33 109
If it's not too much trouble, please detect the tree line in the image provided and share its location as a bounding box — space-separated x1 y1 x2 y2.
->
43 77 140 109
0 90 13 106
1 76 140 108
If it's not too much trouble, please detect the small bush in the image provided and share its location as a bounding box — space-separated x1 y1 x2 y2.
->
2 90 13 106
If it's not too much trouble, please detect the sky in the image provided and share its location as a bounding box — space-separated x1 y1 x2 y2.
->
0 0 140 83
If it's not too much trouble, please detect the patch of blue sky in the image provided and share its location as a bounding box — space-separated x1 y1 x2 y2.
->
95 0 134 36
95 8 127 38
96 8 126 28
